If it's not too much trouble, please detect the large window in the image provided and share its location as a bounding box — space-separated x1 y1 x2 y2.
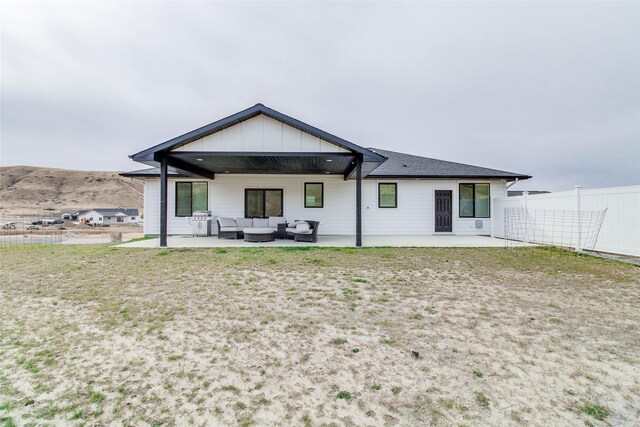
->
378 183 397 208
245 189 283 218
304 183 323 208
459 183 490 218
175 182 208 217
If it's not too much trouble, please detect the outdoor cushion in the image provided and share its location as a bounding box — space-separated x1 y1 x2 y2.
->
288 220 307 227
295 223 311 233
235 218 253 228
268 216 286 228
253 218 270 228
286 227 297 233
218 217 236 227
219 226 242 232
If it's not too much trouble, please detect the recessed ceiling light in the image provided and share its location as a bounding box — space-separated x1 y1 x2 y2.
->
224 171 229 173
196 158 203 161
326 159 332 162
324 171 331 174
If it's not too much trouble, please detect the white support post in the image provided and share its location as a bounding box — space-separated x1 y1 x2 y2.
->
523 191 529 245
574 186 582 251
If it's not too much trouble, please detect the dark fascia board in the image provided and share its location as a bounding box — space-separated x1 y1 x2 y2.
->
160 154 216 179
169 151 355 158
120 172 167 178
130 104 386 163
119 167 187 178
365 174 532 181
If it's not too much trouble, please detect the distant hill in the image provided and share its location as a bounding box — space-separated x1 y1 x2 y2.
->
0 166 143 214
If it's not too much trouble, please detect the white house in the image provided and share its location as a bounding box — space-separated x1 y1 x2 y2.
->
78 208 140 225
122 104 530 246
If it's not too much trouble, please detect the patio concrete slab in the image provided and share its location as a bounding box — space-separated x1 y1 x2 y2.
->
117 235 510 248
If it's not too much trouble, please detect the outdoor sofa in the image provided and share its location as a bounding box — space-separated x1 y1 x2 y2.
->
216 217 319 243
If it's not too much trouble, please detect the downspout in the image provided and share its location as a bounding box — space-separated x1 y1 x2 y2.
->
506 178 519 190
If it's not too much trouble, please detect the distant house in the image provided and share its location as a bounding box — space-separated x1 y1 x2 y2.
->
78 208 140 225
61 212 79 220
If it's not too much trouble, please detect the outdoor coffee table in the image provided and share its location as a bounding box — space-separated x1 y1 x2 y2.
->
243 228 276 242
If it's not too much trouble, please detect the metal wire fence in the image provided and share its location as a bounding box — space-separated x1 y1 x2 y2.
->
0 211 66 247
504 207 607 251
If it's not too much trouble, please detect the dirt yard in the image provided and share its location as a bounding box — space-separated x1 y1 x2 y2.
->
0 246 638 426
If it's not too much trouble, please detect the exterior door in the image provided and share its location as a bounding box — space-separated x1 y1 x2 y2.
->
435 190 452 232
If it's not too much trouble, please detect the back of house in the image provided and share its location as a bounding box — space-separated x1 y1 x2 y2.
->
122 104 530 245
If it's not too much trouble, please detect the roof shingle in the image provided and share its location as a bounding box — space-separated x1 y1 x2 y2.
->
367 148 530 180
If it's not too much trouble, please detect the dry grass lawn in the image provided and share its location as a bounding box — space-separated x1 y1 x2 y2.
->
0 245 639 426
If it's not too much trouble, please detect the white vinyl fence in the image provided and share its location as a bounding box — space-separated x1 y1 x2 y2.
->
492 185 640 256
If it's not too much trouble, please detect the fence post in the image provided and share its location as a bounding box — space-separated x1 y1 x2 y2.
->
574 186 582 251
523 191 529 245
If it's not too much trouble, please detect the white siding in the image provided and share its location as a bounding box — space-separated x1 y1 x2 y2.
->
362 179 506 235
144 175 355 235
173 115 349 153
143 176 507 236
143 180 150 235
78 210 104 225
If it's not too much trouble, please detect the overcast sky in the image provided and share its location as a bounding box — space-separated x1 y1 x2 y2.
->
1 1 638 191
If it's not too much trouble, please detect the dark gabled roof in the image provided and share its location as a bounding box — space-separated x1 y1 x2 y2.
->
122 149 532 181
366 148 531 180
120 167 187 178
80 208 139 216
130 103 386 163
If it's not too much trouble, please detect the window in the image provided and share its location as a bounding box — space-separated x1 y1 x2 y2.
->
131 217 135 220
459 183 490 218
175 182 208 217
378 183 397 208
117 217 124 223
304 183 323 208
245 189 283 218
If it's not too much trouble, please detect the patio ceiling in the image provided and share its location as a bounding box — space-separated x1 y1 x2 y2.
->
160 152 360 179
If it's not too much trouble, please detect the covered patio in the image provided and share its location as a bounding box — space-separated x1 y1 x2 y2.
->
128 104 387 248
118 234 511 248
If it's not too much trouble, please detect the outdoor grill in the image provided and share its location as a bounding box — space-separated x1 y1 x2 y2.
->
190 211 212 236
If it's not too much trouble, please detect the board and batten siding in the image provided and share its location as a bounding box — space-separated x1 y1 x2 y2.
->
173 115 349 153
143 176 507 236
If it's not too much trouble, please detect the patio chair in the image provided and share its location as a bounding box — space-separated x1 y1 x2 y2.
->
217 217 243 239
293 220 319 243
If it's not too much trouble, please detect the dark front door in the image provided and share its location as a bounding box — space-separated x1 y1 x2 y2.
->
435 190 452 232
